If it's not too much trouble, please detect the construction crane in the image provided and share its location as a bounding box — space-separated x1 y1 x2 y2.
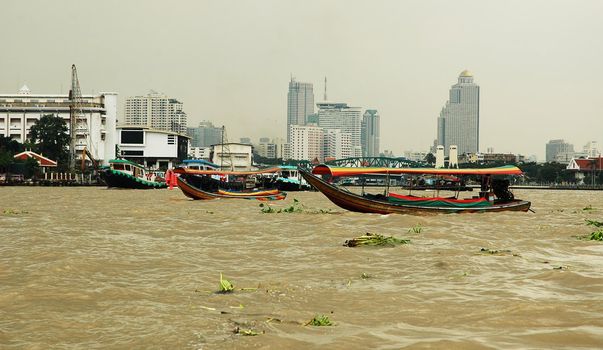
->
69 64 96 172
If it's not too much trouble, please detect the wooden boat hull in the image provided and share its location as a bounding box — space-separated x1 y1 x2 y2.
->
176 175 287 201
299 168 531 214
102 169 167 189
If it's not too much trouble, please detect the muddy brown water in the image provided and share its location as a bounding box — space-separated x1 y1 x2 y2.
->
1 187 602 349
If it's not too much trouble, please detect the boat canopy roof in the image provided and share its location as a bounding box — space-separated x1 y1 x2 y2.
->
311 164 523 177
109 159 145 169
174 166 282 176
181 159 220 168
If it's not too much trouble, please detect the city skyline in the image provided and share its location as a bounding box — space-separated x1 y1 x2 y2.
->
1 0 602 160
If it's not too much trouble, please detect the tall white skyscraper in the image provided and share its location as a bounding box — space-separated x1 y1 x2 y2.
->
317 102 362 157
437 70 480 155
361 109 380 157
125 91 187 134
287 78 314 143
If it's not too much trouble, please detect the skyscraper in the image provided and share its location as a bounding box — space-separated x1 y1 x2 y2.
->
125 91 188 134
437 70 480 155
187 121 223 147
287 77 314 142
361 109 380 157
317 102 362 157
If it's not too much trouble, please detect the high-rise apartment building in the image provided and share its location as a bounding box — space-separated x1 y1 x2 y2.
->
124 91 187 134
437 70 480 155
289 124 323 161
546 139 575 163
323 129 352 160
187 121 223 148
287 78 314 142
317 102 362 157
361 109 380 157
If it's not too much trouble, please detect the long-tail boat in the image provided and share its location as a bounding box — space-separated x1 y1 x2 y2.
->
173 167 287 200
299 165 531 214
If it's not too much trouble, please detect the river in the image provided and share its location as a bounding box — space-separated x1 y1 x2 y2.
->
1 187 602 349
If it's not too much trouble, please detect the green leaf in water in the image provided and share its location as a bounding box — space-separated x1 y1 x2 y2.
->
219 273 234 293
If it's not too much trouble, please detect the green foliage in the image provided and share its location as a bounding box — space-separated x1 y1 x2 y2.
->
260 198 320 214
586 220 603 241
28 114 70 170
407 223 423 233
344 233 410 247
581 220 603 241
218 273 234 293
307 315 333 326
583 205 595 211
586 219 603 227
424 153 436 164
2 209 30 215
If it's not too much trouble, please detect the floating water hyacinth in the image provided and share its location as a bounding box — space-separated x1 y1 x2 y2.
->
219 273 234 293
343 233 409 247
307 314 333 326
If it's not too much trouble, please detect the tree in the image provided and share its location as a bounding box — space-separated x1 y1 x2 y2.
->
28 114 70 171
424 153 436 165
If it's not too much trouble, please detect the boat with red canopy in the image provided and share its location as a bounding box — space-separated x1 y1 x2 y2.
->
299 165 531 214
173 167 287 201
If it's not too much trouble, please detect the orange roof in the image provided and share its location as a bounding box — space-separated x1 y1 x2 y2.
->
572 157 603 171
13 151 57 167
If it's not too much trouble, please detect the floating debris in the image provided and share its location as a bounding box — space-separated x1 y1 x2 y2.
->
260 199 332 214
583 205 595 211
2 209 29 215
233 327 262 336
407 223 423 233
306 315 333 326
343 233 410 247
583 220 603 241
478 248 515 256
360 272 371 279
218 273 234 293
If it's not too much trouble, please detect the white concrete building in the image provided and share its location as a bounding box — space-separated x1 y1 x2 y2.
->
437 70 480 155
124 91 187 134
323 129 352 160
317 102 362 157
117 125 189 169
210 143 253 171
289 124 323 161
188 146 211 160
0 86 117 166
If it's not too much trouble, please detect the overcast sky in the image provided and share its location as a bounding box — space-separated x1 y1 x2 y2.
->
2 0 602 160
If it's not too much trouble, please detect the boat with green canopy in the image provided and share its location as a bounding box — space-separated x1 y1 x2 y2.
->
101 159 167 189
299 165 531 214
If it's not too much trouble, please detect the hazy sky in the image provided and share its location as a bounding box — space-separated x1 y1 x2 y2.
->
2 0 602 160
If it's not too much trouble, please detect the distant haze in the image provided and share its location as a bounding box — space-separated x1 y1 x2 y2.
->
2 0 602 160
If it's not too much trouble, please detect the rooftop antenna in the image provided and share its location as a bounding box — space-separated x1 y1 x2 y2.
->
323 76 327 101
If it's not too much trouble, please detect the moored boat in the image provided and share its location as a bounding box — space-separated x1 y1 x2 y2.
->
173 167 287 200
274 165 311 191
299 165 531 214
102 159 167 189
